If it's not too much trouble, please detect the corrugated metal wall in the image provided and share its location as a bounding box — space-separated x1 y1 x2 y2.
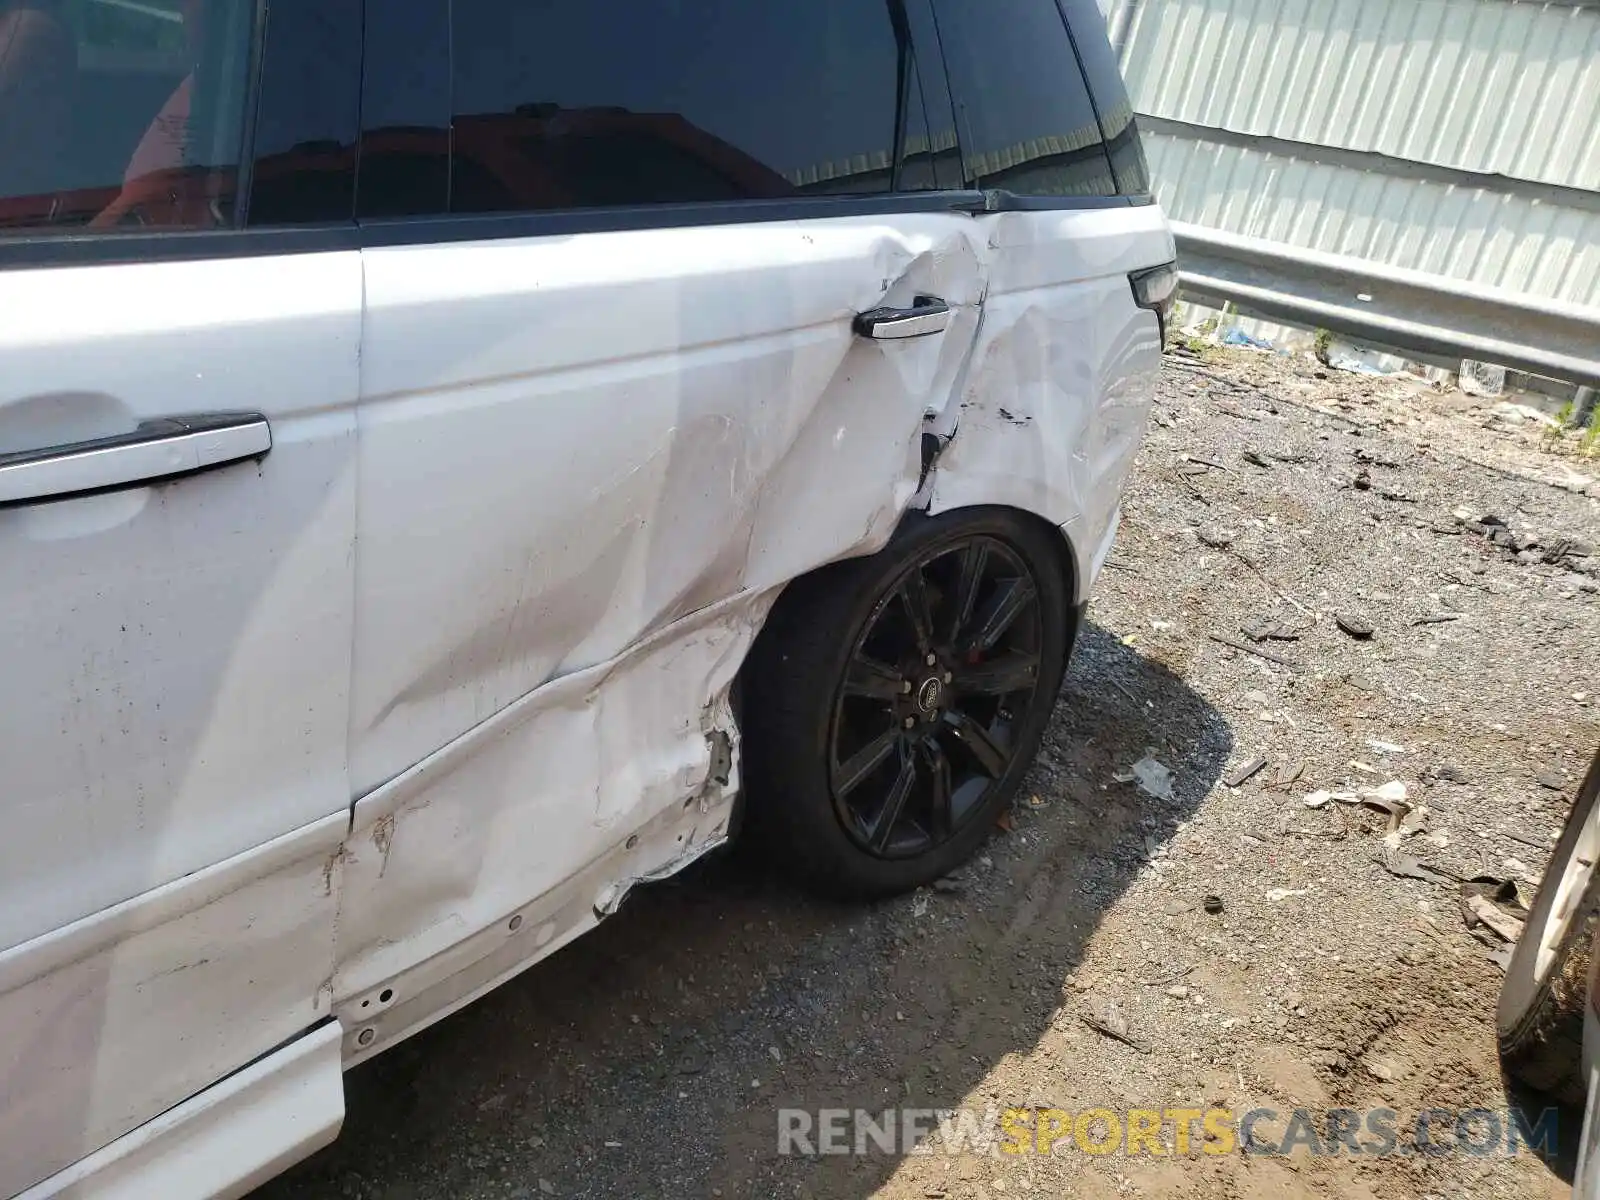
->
1107 0 1600 309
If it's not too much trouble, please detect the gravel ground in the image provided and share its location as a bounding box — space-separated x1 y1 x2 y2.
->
255 347 1600 1200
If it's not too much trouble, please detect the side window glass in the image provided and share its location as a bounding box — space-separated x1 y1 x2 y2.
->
353 0 448 221
446 0 929 215
0 0 256 234
929 0 1117 198
1056 0 1151 195
246 0 362 226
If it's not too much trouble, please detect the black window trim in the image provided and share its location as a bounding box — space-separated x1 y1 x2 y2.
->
230 0 273 228
0 181 1151 270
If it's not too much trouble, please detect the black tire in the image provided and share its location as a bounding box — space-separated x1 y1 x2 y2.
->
739 507 1075 899
1497 746 1600 1105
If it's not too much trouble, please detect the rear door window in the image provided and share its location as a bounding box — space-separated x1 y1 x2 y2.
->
443 0 937 214
0 0 257 233
929 0 1117 198
1056 0 1152 196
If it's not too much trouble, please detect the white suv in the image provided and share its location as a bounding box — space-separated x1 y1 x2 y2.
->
0 0 1173 1193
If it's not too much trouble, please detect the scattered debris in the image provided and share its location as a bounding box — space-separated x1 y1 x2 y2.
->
1130 757 1176 803
1353 448 1403 468
911 891 930 919
1224 757 1269 788
1241 614 1304 643
1497 828 1553 851
1185 454 1232 474
1462 894 1526 943
1335 612 1375 639
1241 449 1273 469
1462 876 1526 911
1427 764 1471 785
1266 887 1312 902
1136 963 1194 987
1361 780 1409 809
1363 1052 1414 1082
1081 1001 1150 1054
1413 613 1461 626
1398 807 1430 839
1198 527 1237 549
1366 738 1407 755
1381 850 1453 886
932 876 965 895
1275 760 1306 788
1303 790 1333 809
1208 632 1304 670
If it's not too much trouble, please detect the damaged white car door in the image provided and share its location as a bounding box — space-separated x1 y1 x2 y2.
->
333 0 987 1057
0 1 362 1194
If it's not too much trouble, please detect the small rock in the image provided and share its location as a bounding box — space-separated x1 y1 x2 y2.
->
1198 527 1237 548
1537 769 1565 791
1365 1055 1410 1083
1165 985 1190 999
1242 615 1301 642
1335 612 1374 639
1431 764 1470 784
1225 756 1269 788
1203 895 1225 914
932 875 965 894
539 1181 556 1197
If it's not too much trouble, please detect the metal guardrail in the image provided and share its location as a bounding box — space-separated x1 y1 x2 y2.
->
1171 221 1600 391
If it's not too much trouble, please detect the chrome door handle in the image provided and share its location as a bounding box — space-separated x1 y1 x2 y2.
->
854 296 952 340
0 412 272 507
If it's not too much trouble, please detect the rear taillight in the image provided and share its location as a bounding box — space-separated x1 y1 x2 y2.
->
1131 262 1179 346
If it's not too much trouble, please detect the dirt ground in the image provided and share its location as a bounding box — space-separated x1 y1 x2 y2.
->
255 347 1600 1200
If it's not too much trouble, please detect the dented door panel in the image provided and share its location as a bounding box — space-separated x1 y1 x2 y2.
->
927 205 1173 599
351 215 988 796
340 214 987 1022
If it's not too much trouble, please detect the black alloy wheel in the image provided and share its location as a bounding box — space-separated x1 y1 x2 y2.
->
829 537 1044 859
739 508 1075 898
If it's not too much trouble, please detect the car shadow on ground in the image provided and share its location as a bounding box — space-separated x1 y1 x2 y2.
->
254 622 1233 1200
